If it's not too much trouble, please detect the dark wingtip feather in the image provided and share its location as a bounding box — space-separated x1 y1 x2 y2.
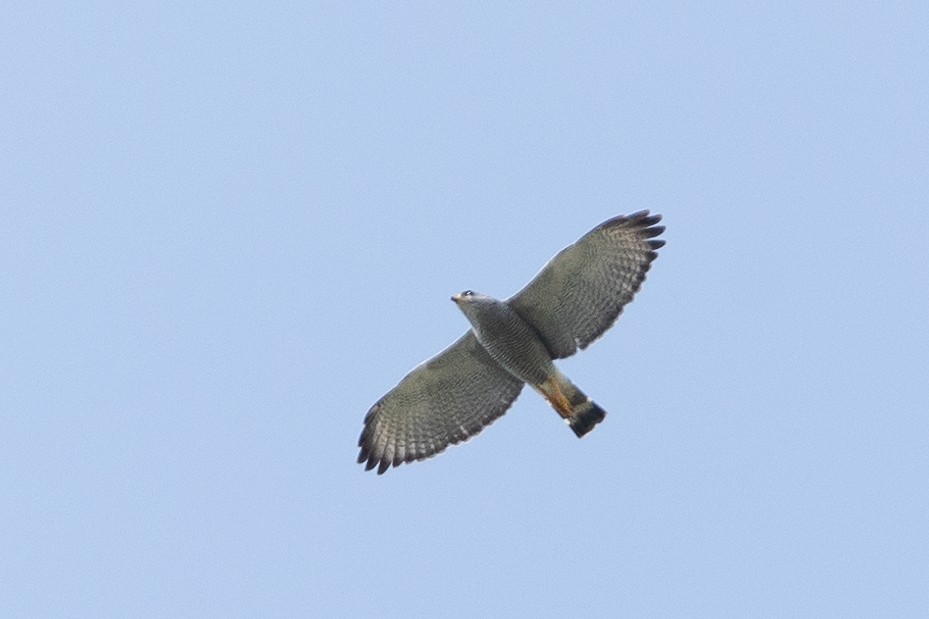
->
358 428 382 471
648 239 666 249
642 225 665 239
628 210 662 226
594 210 655 234
599 211 664 234
357 427 371 463
358 440 393 474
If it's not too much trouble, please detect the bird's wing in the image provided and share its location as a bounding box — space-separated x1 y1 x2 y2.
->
508 211 664 359
358 332 524 474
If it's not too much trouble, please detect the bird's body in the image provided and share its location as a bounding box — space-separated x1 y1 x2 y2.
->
358 211 665 474
453 290 607 438
453 292 553 386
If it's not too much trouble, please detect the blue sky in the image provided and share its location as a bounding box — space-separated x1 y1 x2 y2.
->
2 2 927 616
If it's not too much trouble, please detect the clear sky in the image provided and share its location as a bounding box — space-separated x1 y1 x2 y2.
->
2 2 927 617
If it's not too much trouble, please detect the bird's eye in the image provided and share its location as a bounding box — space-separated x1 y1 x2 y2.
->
462 290 474 297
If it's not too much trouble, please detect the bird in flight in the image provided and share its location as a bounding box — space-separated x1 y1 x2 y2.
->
358 211 665 474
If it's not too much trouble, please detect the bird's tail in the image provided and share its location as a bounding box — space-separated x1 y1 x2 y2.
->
538 371 607 438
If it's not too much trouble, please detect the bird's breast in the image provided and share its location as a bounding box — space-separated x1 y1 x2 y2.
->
469 303 554 386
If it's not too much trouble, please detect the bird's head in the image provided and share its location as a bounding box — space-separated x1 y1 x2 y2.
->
452 290 475 305
451 289 488 305
451 289 501 320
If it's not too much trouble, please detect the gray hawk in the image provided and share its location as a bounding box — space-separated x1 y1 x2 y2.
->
358 211 665 474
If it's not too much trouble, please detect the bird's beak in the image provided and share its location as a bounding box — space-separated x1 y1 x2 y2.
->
451 293 461 304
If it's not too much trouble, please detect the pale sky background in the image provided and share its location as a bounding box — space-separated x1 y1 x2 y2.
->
2 2 928 617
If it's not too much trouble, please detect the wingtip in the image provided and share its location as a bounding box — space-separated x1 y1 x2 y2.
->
626 210 662 225
597 211 664 234
642 225 665 239
358 435 399 474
